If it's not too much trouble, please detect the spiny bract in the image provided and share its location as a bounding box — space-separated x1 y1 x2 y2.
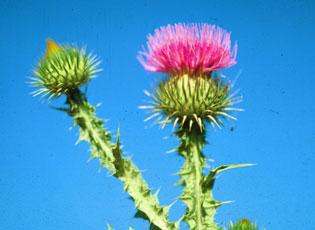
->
141 74 242 131
31 39 100 98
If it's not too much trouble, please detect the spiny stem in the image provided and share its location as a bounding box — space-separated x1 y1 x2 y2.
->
176 123 219 230
66 89 177 230
191 133 204 229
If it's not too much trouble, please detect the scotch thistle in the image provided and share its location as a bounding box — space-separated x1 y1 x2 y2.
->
138 23 252 229
30 23 258 229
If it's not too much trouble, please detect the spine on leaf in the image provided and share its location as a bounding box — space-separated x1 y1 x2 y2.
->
66 89 177 230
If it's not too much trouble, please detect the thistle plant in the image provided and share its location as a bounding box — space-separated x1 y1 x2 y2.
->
138 24 253 229
31 23 259 230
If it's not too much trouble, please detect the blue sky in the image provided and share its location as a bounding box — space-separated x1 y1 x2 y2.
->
1 0 314 229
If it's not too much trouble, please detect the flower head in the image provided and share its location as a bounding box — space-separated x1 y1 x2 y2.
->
140 74 242 131
138 23 237 75
31 39 100 98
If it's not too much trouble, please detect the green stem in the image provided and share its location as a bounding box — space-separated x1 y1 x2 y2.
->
176 124 219 230
191 134 204 229
66 89 176 230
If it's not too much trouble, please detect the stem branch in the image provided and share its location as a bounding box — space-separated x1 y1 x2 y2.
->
66 89 176 230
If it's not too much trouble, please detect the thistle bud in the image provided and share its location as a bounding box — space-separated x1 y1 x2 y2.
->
32 39 100 98
152 74 238 131
229 219 258 230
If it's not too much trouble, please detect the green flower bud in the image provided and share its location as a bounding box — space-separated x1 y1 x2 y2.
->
32 39 100 98
141 74 241 131
228 219 258 230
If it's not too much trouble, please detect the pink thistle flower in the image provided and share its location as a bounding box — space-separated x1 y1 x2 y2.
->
138 23 237 75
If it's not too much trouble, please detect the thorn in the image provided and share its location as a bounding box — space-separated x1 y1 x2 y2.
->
160 116 171 128
198 117 203 130
48 105 69 113
75 139 81 145
152 116 163 125
153 188 160 197
166 148 177 154
221 200 234 205
116 127 121 141
173 117 179 130
166 200 177 210
143 89 152 97
189 119 193 131
230 97 243 105
229 88 241 99
224 107 244 112
217 117 224 126
216 111 237 120
138 105 154 109
181 115 187 127
175 215 185 227
193 114 203 131
205 109 214 114
144 113 159 122
193 114 198 123
207 115 221 129
231 69 242 87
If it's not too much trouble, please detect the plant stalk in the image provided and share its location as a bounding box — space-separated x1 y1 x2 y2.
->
176 123 219 230
65 89 177 230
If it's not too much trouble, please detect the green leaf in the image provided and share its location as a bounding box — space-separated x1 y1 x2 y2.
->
204 164 254 189
212 163 254 175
